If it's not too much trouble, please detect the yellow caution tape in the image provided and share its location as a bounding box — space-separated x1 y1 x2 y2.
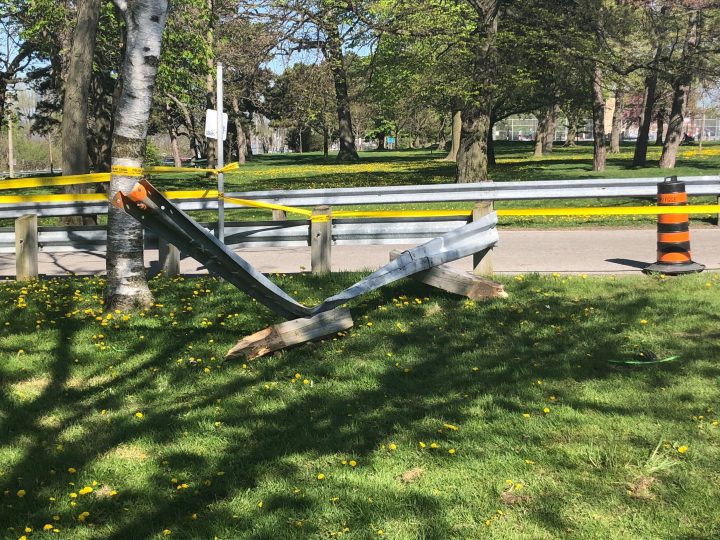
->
0 189 218 205
1 162 240 191
495 205 720 217
111 165 144 177
0 172 111 191
145 162 240 175
221 195 313 217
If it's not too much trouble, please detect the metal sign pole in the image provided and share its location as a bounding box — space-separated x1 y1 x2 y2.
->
216 62 224 242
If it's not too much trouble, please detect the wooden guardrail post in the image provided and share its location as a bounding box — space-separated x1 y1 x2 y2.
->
472 201 494 275
158 237 180 277
272 209 287 221
311 205 332 274
15 214 38 281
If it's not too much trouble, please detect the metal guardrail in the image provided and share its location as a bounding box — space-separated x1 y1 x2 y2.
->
2 176 719 219
0 217 469 253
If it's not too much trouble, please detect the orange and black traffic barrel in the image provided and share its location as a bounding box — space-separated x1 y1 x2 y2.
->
643 176 704 275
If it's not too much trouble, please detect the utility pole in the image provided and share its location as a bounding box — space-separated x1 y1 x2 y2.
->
216 62 224 243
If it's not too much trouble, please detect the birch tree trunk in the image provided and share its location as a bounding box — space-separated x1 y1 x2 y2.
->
61 0 101 226
106 0 170 309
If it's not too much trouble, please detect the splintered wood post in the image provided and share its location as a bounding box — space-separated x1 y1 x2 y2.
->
226 307 354 360
472 201 494 275
158 237 180 276
272 209 287 221
15 214 38 281
311 205 332 274
390 250 507 300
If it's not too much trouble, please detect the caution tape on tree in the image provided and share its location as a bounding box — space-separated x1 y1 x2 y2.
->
0 162 241 191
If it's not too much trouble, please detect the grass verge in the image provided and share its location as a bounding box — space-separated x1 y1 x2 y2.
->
1 272 719 538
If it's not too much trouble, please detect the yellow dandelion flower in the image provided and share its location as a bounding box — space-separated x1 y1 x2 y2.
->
389 443 397 450
543 407 550 414
443 423 459 431
430 442 439 449
419 441 426 448
257 501 263 508
640 319 648 325
162 529 172 536
317 473 325 480
135 412 144 419
678 445 688 454
448 448 456 455
68 467 77 473
78 486 93 495
78 511 90 522
43 524 54 531
349 460 357 467
16 489 26 497
522 413 531 418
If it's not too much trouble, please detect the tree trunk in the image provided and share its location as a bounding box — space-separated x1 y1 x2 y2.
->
89 71 117 173
106 0 170 310
660 11 699 169
435 114 447 152
591 65 606 172
533 113 545 157
231 95 246 164
377 134 386 150
166 102 182 166
609 88 624 154
444 100 462 161
323 127 329 158
322 22 358 161
542 103 559 153
633 74 658 165
564 116 577 147
167 93 202 159
487 120 495 167
61 0 101 226
457 105 490 183
655 109 665 145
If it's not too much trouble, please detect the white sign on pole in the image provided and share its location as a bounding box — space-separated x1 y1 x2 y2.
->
205 109 228 141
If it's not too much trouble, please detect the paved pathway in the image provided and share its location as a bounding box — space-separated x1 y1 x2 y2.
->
0 228 720 277
1 228 718 277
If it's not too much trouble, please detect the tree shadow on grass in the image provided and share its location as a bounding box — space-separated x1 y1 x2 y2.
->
1 273 718 538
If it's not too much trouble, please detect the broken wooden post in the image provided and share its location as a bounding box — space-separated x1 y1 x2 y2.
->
311 205 332 274
390 250 507 300
226 307 353 360
472 201 494 275
272 209 287 221
158 237 180 277
15 214 38 281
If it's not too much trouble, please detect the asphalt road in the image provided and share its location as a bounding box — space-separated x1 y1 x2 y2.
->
1 228 718 278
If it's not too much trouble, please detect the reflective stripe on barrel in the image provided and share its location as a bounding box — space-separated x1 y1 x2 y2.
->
656 177 692 265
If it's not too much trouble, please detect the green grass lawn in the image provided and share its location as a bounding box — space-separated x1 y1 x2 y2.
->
2 272 719 539
5 142 720 228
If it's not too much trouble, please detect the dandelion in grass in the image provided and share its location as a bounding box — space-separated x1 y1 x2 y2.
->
163 529 172 536
43 524 54 531
543 407 551 414
640 319 648 325
16 489 26 497
349 460 357 467
522 413 531 418
135 411 144 419
419 441 426 448
78 486 93 495
448 448 456 455
78 511 90 522
678 445 688 454
317 473 326 480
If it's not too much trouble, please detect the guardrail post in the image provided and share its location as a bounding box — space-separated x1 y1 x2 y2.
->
472 201 494 275
158 237 180 277
311 205 332 274
272 209 287 221
15 214 38 281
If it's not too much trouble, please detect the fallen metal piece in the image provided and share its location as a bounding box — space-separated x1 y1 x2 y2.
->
114 179 499 320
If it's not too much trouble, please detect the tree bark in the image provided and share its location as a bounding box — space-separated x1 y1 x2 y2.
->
321 23 358 161
591 65 606 172
655 108 666 145
457 105 490 182
633 73 657 165
533 111 545 157
61 0 102 226
323 127 329 158
660 11 699 169
444 100 462 161
165 102 182 166
564 115 577 147
542 103 559 153
167 93 202 158
609 88 624 154
89 69 117 172
487 120 495 167
231 95 246 164
106 0 170 310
